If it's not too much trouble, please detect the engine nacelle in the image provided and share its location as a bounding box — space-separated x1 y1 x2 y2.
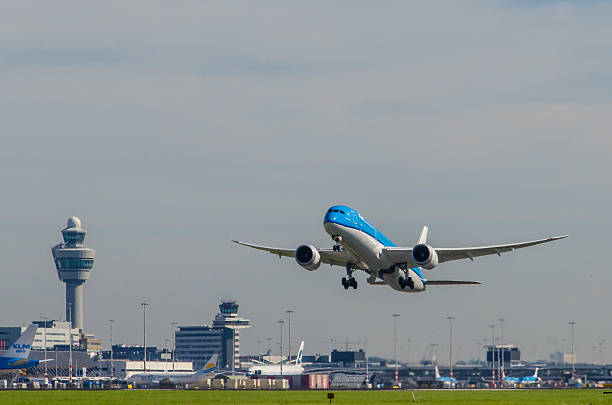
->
412 244 438 270
295 244 321 271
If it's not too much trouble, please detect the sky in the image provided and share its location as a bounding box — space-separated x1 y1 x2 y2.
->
0 1 610 365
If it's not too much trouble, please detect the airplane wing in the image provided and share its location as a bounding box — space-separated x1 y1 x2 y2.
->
232 240 365 268
383 235 567 266
426 280 481 285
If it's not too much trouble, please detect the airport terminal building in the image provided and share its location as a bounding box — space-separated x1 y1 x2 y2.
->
175 301 250 370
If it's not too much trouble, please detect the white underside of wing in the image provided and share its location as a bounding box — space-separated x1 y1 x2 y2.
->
232 240 356 267
383 235 567 265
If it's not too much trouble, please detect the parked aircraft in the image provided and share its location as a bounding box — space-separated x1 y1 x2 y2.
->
435 365 457 388
234 205 567 293
248 341 305 376
127 354 217 387
0 325 51 370
504 368 541 387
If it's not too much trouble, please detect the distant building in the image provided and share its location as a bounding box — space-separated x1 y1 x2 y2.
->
175 301 251 370
99 359 193 379
51 216 96 330
101 345 169 362
563 353 576 365
486 345 520 367
331 349 366 367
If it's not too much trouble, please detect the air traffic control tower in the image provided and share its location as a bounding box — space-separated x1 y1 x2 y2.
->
51 217 95 330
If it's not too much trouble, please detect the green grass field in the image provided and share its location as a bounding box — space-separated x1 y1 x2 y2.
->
0 390 610 405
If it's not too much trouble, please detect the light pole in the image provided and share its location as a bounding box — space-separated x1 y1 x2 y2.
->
257 340 262 363
569 321 576 377
447 316 455 385
164 338 170 371
499 318 505 384
285 310 294 363
109 319 115 379
600 340 606 366
393 314 400 387
266 337 272 362
278 320 284 376
41 315 48 378
141 302 149 373
68 302 73 382
171 321 178 371
488 324 495 388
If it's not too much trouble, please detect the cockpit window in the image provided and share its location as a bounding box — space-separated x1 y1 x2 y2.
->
339 210 345 214
332 209 339 213
327 209 333 213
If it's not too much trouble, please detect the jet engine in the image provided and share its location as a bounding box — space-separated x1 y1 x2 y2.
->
295 244 321 271
412 244 438 270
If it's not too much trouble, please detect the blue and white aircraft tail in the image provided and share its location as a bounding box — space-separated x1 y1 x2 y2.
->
234 205 567 293
435 365 457 388
0 325 45 370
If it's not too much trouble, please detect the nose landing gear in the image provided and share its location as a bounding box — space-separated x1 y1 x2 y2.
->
331 235 342 251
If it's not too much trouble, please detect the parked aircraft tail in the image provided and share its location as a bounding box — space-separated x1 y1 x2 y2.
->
435 365 441 379
194 354 217 376
3 325 37 359
296 341 304 365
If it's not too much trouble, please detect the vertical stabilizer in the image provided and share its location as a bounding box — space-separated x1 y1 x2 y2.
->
195 354 218 376
417 226 429 244
4 325 37 359
296 341 304 365
533 368 539 379
435 365 441 379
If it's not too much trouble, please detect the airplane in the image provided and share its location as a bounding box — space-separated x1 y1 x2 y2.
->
248 341 305 376
503 368 540 387
435 365 457 388
233 205 567 292
127 354 217 387
0 325 52 370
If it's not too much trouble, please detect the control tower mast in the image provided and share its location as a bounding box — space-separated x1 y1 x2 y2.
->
51 217 96 330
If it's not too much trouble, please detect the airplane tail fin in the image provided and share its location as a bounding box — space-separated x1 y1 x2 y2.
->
435 365 441 379
533 368 538 379
417 226 429 244
296 341 304 365
194 354 217 376
3 325 37 359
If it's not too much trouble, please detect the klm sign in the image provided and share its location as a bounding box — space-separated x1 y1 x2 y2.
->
12 343 31 354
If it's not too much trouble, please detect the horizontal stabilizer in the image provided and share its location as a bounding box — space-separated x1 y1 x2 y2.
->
427 280 481 285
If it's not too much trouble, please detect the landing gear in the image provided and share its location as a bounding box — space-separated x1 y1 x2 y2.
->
342 277 357 289
398 276 414 289
342 264 357 289
332 235 342 251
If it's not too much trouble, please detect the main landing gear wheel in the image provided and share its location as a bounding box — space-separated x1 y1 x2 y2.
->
399 276 415 289
341 277 358 289
342 264 358 290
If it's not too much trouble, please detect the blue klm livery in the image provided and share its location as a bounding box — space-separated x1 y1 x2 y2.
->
234 205 566 294
0 325 47 370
